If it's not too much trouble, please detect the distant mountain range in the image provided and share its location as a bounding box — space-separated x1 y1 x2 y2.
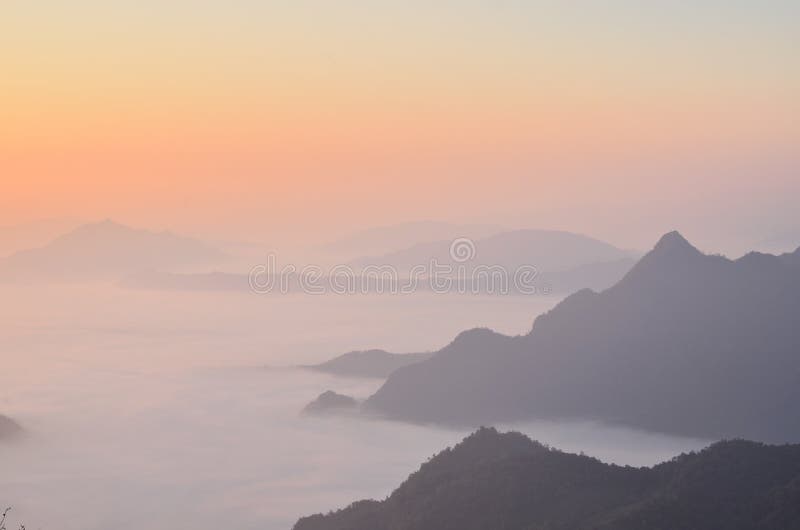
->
352 229 635 271
303 350 434 378
351 229 638 294
294 427 800 530
323 221 506 259
359 232 800 442
122 229 636 295
0 220 224 283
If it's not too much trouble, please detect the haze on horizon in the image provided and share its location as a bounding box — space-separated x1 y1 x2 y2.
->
2 1 798 254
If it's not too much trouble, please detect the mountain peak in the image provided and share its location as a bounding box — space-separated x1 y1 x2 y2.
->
652 231 697 254
640 231 704 264
612 231 708 289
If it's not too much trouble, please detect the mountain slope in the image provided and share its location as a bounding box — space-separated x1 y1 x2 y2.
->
363 233 800 442
0 220 224 282
304 349 434 378
294 428 800 530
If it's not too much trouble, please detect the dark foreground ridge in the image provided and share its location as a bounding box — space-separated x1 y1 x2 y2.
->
294 427 800 530
363 232 800 442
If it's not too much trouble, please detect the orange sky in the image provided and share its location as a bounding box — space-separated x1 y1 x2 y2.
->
1 1 798 248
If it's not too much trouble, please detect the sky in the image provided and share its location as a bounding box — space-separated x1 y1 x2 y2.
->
1 1 798 250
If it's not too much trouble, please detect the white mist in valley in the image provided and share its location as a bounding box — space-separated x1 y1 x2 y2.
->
0 286 708 530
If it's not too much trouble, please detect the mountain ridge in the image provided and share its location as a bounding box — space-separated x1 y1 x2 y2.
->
362 232 800 441
304 349 434 378
293 427 800 530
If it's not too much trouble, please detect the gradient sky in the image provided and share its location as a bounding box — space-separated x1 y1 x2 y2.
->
2 1 798 250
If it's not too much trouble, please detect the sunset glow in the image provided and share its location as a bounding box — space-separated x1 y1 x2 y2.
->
2 1 798 247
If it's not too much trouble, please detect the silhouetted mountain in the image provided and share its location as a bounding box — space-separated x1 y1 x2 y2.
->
294 427 800 530
364 232 800 442
0 220 224 283
304 350 434 378
302 391 359 415
0 414 22 439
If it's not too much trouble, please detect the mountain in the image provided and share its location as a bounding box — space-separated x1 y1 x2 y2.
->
0 220 224 283
302 391 359 415
352 229 634 271
304 350 434 378
363 232 800 442
351 229 637 294
294 427 800 530
119 229 635 295
323 221 505 259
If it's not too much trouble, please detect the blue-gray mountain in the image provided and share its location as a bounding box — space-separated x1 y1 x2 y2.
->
294 427 800 530
363 232 800 442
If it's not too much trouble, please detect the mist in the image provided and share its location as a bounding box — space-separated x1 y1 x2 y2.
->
0 284 708 530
